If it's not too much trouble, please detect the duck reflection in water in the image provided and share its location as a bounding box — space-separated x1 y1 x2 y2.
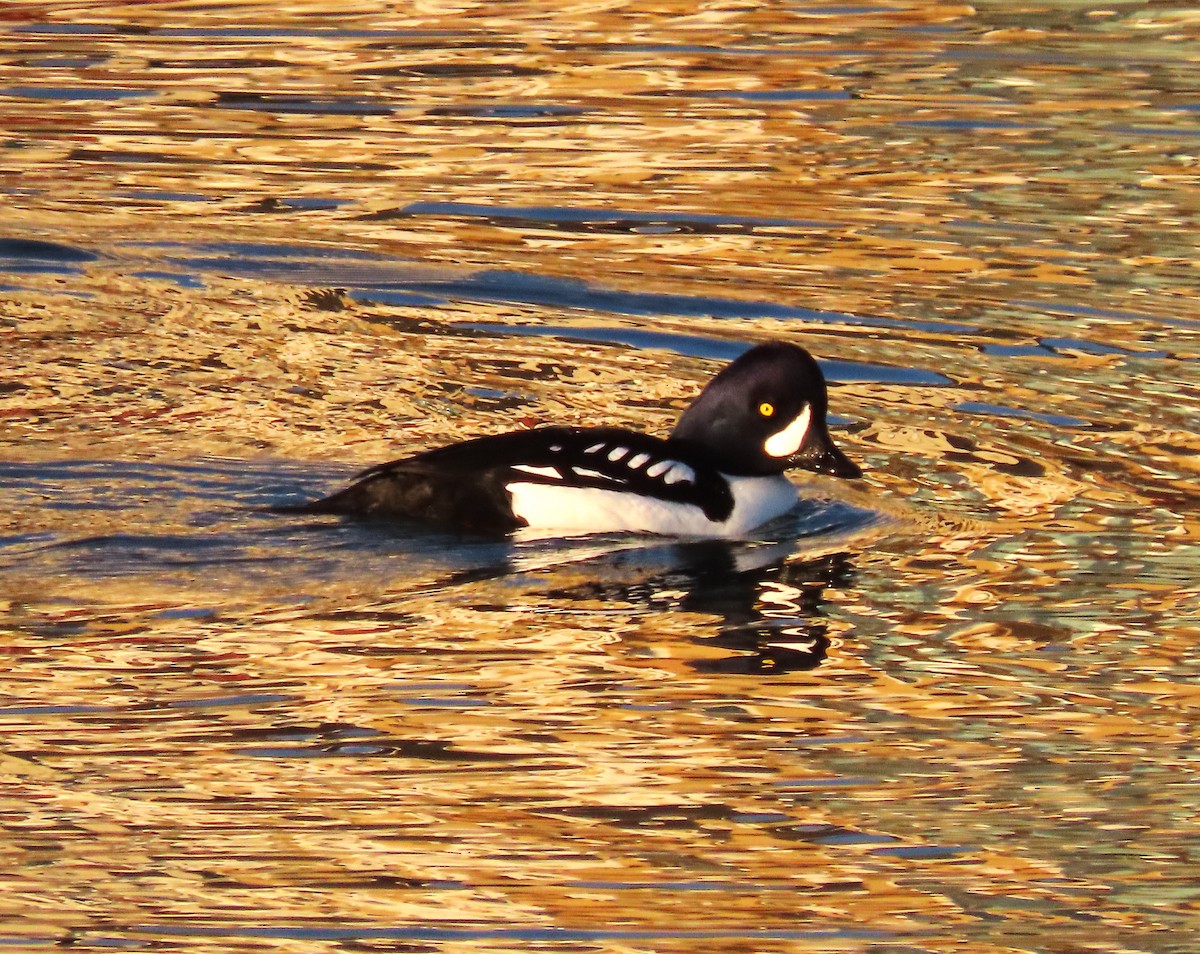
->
679 541 853 675
541 536 855 674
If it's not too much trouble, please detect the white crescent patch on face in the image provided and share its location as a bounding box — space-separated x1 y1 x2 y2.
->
763 404 812 458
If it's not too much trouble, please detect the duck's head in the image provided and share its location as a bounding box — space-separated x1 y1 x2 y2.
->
671 341 862 479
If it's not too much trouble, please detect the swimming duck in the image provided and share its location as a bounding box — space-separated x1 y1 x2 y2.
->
280 341 862 537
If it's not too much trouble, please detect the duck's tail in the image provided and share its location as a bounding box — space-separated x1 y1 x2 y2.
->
262 489 357 516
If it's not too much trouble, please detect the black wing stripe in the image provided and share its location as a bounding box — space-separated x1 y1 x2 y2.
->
348 426 735 525
496 428 733 522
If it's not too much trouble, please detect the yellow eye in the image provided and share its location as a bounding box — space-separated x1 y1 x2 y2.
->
758 401 775 417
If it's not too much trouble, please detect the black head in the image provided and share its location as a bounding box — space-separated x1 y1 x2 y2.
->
670 342 862 479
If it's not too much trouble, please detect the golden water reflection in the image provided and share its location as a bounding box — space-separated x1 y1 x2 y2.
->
2 1 1199 951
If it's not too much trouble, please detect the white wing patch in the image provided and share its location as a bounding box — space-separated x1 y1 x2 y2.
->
607 446 630 462
764 404 812 458
628 453 651 469
571 467 609 480
584 442 605 454
512 464 561 479
661 462 695 485
640 459 694 485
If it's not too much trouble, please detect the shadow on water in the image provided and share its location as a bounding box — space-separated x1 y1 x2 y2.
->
0 237 99 284
156 237 978 341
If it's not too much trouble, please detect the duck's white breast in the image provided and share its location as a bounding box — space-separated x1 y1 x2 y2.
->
506 474 798 539
722 475 802 535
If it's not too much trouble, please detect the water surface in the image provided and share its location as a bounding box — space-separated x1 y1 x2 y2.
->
1 2 1198 952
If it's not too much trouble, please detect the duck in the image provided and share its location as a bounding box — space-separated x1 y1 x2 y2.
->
277 341 862 538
